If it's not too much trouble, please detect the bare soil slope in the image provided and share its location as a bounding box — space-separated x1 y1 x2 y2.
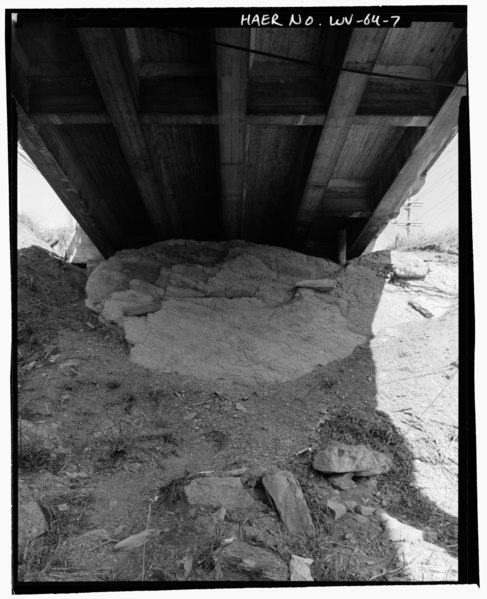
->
16 244 458 584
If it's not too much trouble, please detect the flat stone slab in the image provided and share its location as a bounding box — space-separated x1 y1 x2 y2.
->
313 442 392 476
262 470 315 537
220 539 289 581
409 297 452 319
184 476 254 510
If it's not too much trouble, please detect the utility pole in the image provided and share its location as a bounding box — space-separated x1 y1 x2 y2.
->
405 199 412 238
395 197 424 236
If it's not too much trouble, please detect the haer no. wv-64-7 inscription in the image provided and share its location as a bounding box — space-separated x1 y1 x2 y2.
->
240 13 401 27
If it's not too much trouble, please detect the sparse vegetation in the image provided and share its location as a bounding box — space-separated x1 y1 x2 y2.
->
16 242 459 584
386 227 458 254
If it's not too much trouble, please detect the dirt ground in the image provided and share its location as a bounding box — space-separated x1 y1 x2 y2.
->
15 245 459 586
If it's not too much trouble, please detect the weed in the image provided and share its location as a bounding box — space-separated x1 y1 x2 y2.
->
18 441 52 472
319 375 337 390
20 493 93 581
161 431 178 446
106 380 120 390
158 471 190 507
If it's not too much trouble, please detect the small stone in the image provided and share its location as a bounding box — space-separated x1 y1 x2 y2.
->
57 503 69 512
352 513 368 524
355 476 378 491
328 472 357 490
114 525 126 537
356 505 376 517
290 555 314 581
343 500 358 512
409 300 434 318
213 506 227 521
326 499 347 520
235 402 246 412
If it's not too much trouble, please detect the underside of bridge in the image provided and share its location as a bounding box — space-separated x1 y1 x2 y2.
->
11 14 467 260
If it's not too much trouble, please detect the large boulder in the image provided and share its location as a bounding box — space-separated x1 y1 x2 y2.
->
86 240 364 385
85 241 458 384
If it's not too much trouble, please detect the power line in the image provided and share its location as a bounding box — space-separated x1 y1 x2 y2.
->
419 173 457 198
422 204 458 228
163 27 467 90
420 191 457 221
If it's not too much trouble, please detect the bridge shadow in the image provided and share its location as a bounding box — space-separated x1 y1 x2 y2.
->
308 248 458 574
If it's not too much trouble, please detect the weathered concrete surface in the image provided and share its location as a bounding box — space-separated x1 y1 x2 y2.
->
86 241 457 386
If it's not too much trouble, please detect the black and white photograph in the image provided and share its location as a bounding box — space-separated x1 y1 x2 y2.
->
7 2 477 593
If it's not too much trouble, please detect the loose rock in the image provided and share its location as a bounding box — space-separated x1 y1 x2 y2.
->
114 529 160 551
356 505 376 517
352 513 368 525
313 442 392 476
326 499 347 521
18 480 47 549
219 539 289 581
344 500 358 512
355 476 378 491
262 470 315 537
184 477 254 510
328 472 357 490
290 555 314 581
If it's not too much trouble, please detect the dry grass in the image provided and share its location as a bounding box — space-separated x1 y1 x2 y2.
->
387 227 458 253
18 439 52 472
318 406 458 555
19 493 93 581
158 471 191 507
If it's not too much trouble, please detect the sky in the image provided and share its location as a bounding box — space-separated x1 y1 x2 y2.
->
373 134 458 249
17 147 75 230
